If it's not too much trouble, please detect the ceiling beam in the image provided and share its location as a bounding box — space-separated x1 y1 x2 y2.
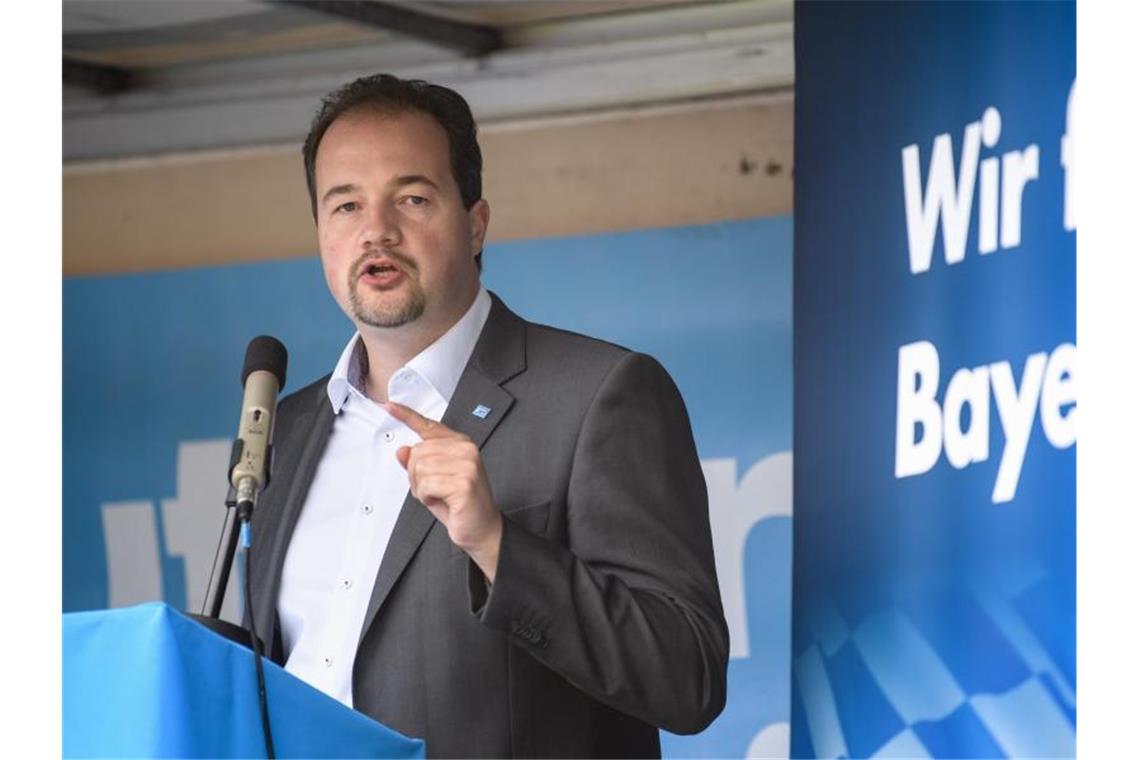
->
63 20 794 161
63 58 136 95
279 1 503 56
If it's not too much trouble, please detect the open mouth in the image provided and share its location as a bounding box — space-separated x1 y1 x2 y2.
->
362 260 399 277
357 257 408 289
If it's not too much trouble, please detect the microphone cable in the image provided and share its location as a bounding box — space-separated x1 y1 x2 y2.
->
241 514 276 759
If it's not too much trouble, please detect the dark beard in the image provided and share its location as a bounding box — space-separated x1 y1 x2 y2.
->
349 281 426 328
347 250 424 327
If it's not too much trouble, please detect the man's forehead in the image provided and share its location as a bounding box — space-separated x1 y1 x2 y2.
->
322 109 447 153
315 109 450 181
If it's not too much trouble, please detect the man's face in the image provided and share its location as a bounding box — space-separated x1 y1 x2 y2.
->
313 108 488 337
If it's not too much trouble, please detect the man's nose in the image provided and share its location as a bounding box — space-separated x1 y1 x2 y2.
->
361 204 401 248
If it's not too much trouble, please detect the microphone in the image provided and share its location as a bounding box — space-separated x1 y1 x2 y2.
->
231 336 288 514
199 335 288 622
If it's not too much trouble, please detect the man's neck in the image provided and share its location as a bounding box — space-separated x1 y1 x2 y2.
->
358 329 426 404
356 291 478 404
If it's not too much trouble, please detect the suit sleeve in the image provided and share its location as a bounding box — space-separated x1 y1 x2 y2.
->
470 351 729 734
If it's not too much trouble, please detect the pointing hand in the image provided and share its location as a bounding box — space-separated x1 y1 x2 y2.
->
384 401 503 582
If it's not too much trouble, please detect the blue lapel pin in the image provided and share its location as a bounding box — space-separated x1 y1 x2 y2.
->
471 404 491 419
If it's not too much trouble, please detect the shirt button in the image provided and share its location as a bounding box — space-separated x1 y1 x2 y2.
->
340 578 353 590
362 504 373 515
323 656 334 668
383 431 395 443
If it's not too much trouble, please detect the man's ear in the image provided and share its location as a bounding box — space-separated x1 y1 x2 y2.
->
468 199 490 257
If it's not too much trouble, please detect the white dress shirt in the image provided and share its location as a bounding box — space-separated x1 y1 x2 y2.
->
278 287 491 707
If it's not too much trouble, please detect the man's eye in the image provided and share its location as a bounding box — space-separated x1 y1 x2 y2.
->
404 196 429 207
335 201 359 213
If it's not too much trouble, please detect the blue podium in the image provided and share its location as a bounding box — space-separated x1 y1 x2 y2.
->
63 603 425 758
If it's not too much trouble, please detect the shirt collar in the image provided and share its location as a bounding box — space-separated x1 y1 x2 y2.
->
326 287 492 414
326 335 368 413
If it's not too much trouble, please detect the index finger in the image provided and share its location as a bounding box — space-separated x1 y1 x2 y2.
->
384 401 452 440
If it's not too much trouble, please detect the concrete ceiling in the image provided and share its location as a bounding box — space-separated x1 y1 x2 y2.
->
63 0 794 162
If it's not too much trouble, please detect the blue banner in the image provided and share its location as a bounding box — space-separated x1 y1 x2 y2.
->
63 218 793 757
65 603 424 758
791 2 1075 757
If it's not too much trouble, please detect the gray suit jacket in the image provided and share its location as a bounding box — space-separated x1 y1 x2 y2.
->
249 293 728 758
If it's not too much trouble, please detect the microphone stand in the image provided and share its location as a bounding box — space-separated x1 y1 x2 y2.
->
191 439 265 651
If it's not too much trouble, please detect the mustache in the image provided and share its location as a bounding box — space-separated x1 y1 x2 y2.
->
349 249 418 279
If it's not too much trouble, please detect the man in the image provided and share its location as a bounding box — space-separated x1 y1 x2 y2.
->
249 73 728 758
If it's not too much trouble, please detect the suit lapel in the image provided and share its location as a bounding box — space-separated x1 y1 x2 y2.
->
359 293 526 640
253 390 334 640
